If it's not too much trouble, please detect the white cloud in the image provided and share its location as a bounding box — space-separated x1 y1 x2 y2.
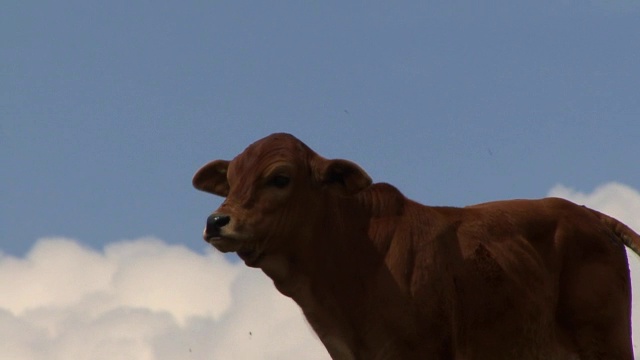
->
0 238 327 360
1 182 639 359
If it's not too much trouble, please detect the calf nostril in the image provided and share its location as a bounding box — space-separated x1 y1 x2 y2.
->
212 215 230 228
206 214 231 236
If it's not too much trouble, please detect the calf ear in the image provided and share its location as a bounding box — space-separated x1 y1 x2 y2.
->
317 159 372 195
192 160 230 197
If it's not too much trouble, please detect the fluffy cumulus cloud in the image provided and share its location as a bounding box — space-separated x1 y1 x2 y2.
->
0 238 327 360
2 182 640 359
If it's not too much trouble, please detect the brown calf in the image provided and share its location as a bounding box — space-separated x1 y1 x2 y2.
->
193 133 639 359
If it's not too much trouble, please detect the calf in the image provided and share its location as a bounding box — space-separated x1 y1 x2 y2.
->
193 133 639 359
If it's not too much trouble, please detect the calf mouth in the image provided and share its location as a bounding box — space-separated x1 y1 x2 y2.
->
205 236 243 253
204 234 264 267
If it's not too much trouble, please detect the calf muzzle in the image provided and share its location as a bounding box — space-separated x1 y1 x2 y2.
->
204 214 231 241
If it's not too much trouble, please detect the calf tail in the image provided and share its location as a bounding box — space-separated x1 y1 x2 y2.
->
587 207 640 257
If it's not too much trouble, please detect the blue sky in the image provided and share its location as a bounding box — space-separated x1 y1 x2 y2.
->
2 2 640 357
3 1 639 256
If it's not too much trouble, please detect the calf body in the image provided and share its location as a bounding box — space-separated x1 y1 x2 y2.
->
193 133 638 359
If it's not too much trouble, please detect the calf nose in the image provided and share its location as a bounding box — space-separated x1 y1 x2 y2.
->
204 214 231 240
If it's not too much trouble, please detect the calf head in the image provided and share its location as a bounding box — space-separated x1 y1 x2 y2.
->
193 133 372 266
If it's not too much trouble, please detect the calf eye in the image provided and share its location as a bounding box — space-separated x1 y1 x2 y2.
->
267 175 290 188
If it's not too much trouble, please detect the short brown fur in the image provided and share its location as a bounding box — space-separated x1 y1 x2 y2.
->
193 133 638 359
